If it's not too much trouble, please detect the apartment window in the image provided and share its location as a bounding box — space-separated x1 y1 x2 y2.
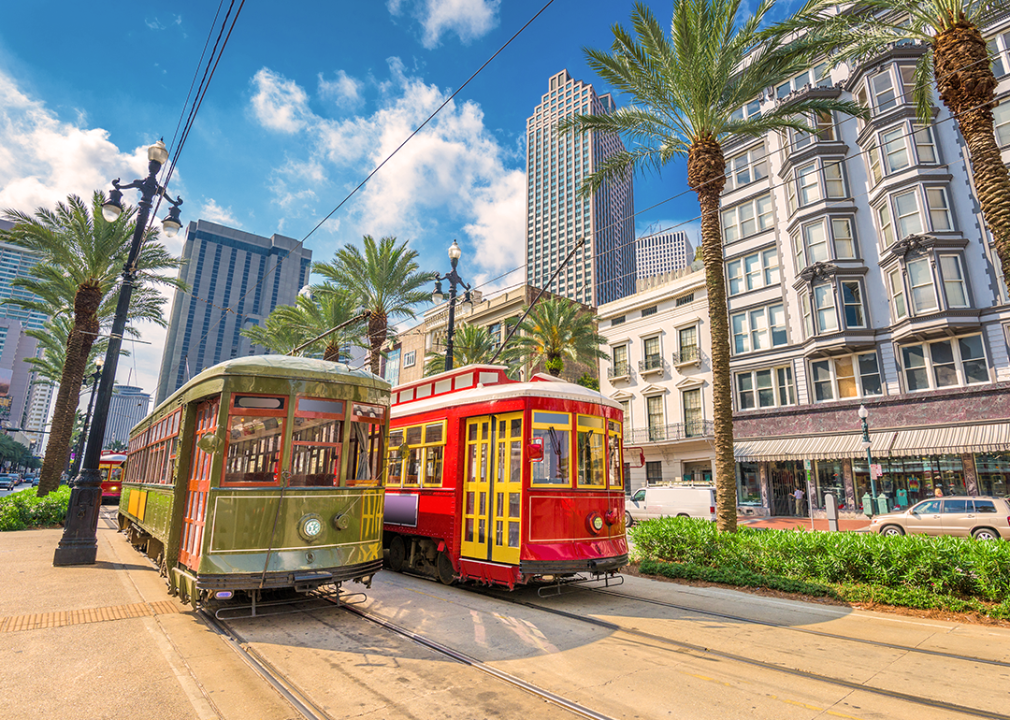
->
797 162 820 205
646 461 663 484
882 127 909 172
889 268 907 319
675 293 695 306
721 194 773 243
384 348 401 386
403 350 417 368
795 160 845 207
801 292 813 338
727 248 779 295
926 188 952 230
611 315 625 326
913 124 938 164
813 284 839 332
729 98 762 123
841 281 866 328
728 147 768 190
731 304 787 354
802 222 829 264
683 388 703 436
777 62 831 99
612 344 629 376
996 102 1010 146
833 218 856 258
867 144 883 184
908 257 938 313
643 336 661 367
811 352 883 402
737 366 796 410
678 325 699 362
894 189 922 237
939 255 969 308
988 31 1010 77
871 70 897 112
641 305 658 317
901 335 988 391
647 395 665 440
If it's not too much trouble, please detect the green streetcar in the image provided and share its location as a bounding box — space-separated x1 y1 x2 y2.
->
117 355 390 608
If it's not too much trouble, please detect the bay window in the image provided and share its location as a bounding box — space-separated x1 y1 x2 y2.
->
996 102 1010 145
731 303 787 354
737 365 796 410
722 194 773 243
813 284 838 332
833 218 856 258
841 281 866 328
901 335 989 391
882 127 909 172
939 255 969 308
907 257 938 313
795 160 846 207
811 352 883 402
877 186 953 247
889 268 908 319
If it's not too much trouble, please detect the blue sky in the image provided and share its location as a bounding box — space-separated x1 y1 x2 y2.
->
0 0 702 399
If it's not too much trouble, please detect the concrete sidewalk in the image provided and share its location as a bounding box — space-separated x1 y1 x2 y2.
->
0 510 297 720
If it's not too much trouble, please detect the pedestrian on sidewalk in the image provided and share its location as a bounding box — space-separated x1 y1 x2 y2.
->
793 487 805 516
934 485 943 498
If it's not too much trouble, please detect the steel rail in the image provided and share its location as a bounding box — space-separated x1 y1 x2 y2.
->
586 586 1010 669
200 610 334 720
333 600 619 720
496 593 1010 720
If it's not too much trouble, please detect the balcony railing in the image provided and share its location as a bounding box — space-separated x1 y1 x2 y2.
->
672 345 701 366
628 420 714 444
607 362 631 380
638 355 664 374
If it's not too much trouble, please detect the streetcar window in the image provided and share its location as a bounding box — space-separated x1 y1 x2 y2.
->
577 416 606 489
223 415 285 485
608 420 623 490
347 420 384 487
289 415 343 488
532 412 571 486
296 398 344 416
235 395 285 410
387 430 404 486
389 422 445 488
424 446 444 486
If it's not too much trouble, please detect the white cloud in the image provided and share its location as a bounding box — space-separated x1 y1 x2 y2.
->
387 0 500 48
199 198 241 228
419 0 500 48
250 68 312 133
318 70 364 109
145 14 182 31
0 70 149 216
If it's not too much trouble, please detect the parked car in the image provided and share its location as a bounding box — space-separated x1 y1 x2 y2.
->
869 496 1010 540
0 474 18 491
626 485 716 527
29 475 39 486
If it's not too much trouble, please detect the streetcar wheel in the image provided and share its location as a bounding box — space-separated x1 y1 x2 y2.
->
624 511 634 528
437 552 456 585
389 536 406 572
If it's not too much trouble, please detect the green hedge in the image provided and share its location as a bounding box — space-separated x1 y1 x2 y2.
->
630 517 1010 615
0 486 71 531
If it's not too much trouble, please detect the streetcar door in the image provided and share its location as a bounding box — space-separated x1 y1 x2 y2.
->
179 398 220 570
460 417 492 560
490 413 523 565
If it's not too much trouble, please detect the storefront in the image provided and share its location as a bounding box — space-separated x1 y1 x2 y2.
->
734 422 1010 517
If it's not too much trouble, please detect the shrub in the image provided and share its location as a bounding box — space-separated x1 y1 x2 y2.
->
630 516 1010 604
0 486 72 531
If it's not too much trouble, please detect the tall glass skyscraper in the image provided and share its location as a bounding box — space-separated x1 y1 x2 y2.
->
525 70 636 307
155 220 312 404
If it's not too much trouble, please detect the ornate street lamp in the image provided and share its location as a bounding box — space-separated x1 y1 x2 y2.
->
432 240 472 372
69 356 104 479
54 139 183 566
858 405 877 516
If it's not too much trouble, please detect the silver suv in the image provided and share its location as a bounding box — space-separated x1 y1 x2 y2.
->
869 496 1010 540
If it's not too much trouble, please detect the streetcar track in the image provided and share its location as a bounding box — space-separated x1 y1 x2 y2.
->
493 593 1010 720
201 609 335 720
584 586 1010 670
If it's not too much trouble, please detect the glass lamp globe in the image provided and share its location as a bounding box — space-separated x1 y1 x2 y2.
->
448 240 462 261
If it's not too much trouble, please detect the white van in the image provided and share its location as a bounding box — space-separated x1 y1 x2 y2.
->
625 486 716 526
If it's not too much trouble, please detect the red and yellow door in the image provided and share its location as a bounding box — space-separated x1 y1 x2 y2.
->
179 399 219 570
461 413 522 564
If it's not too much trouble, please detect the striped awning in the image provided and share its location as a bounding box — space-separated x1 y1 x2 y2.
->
888 422 1010 456
733 432 891 462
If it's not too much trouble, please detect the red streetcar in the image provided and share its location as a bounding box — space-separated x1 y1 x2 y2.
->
383 365 627 589
99 453 127 503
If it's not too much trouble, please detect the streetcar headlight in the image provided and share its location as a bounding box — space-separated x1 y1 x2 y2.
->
586 512 605 535
298 513 325 542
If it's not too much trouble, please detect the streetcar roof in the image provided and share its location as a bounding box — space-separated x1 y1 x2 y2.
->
391 378 622 419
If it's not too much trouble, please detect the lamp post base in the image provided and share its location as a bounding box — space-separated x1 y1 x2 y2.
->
53 470 103 566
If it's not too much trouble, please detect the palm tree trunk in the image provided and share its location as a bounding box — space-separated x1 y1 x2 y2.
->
368 310 388 376
933 21 1010 289
323 341 341 363
689 136 736 533
37 285 101 497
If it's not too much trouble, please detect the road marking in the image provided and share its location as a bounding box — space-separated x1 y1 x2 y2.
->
0 600 181 632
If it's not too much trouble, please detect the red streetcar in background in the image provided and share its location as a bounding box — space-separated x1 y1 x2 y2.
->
383 365 627 589
99 453 127 503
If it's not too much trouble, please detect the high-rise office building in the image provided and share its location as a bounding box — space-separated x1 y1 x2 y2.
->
104 385 151 447
636 231 693 279
525 70 636 307
156 220 312 404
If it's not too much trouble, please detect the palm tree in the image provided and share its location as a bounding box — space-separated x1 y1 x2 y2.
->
507 297 608 378
780 0 1010 288
424 323 502 375
562 0 864 532
243 285 365 361
1 192 185 497
314 236 432 376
